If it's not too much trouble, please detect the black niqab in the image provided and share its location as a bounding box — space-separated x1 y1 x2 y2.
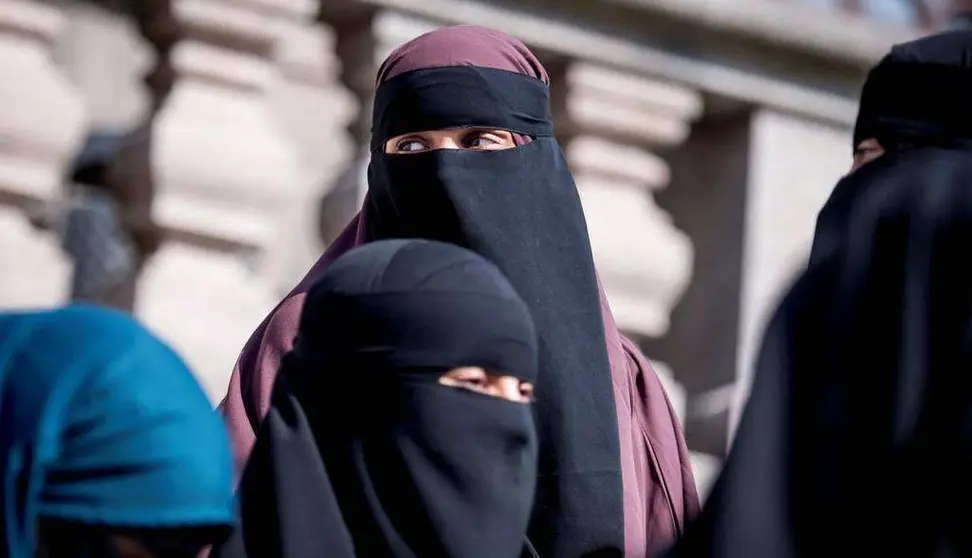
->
816 30 972 267
213 239 540 558
853 30 972 151
668 147 972 557
365 66 624 557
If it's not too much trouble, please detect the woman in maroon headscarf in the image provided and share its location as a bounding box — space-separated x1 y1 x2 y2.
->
220 25 698 557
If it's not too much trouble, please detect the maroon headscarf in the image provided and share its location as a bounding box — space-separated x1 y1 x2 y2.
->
220 25 698 556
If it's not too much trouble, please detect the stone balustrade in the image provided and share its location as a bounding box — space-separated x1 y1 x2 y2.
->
0 0 87 307
560 61 700 340
268 8 357 290
132 0 308 401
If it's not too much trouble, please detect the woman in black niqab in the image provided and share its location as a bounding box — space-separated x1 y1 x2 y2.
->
851 30 972 170
817 30 972 263
212 239 540 558
674 30 972 558
667 144 972 557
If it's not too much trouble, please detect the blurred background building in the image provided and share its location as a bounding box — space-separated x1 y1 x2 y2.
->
0 0 960 495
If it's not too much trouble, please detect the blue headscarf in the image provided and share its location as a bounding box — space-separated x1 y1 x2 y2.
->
0 305 235 557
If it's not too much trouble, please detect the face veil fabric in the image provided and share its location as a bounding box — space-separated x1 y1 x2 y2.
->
214 239 540 558
0 305 235 558
667 147 972 557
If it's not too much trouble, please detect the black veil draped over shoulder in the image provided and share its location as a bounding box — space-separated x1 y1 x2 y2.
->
669 147 972 557
213 239 540 558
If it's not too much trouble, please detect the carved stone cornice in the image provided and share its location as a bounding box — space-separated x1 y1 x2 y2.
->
329 0 866 125
603 0 917 66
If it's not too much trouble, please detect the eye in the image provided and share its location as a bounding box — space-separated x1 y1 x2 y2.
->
851 147 884 172
462 130 511 150
439 367 492 394
395 138 428 153
454 372 489 388
466 134 498 149
519 382 535 401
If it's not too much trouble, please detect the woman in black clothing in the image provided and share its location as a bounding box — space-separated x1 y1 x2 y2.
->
214 239 540 558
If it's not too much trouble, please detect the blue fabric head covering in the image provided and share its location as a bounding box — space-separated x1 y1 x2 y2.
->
0 305 235 557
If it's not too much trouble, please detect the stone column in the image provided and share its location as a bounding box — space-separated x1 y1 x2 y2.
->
556 61 723 494
557 62 698 360
657 111 752 460
132 0 304 402
0 0 87 307
729 109 850 438
659 106 850 466
268 12 356 290
317 9 440 234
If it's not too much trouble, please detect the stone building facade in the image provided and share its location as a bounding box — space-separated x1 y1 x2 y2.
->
0 0 944 493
